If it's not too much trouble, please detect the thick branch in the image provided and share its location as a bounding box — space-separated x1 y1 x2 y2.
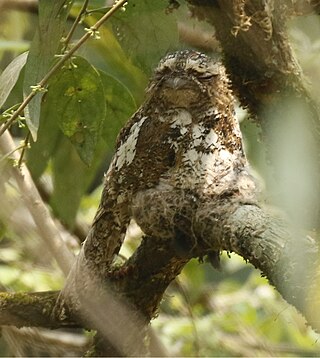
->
1 200 319 348
51 236 189 355
109 236 189 319
0 291 66 329
196 201 320 332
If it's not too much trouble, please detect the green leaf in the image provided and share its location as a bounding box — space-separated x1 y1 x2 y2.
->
28 61 133 225
84 20 148 104
28 106 107 227
45 56 106 165
0 52 28 109
30 105 103 227
51 137 91 227
27 93 61 179
111 1 179 72
73 0 105 8
50 135 107 227
99 70 136 148
23 0 74 140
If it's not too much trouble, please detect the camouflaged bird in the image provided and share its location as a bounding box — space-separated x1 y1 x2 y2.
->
83 50 256 271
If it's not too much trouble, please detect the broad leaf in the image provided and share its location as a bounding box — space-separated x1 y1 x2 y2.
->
0 52 28 109
99 70 137 148
111 1 179 72
23 0 73 140
84 20 147 104
50 136 106 228
28 62 136 225
27 93 61 179
45 56 106 165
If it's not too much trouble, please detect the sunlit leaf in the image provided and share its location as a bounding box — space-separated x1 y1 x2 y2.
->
0 52 28 109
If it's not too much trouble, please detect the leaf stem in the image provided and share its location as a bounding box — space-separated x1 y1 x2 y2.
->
0 0 128 138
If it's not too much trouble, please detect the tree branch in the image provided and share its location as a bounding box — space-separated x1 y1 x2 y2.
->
195 201 320 331
187 0 309 114
1 199 319 349
0 291 64 329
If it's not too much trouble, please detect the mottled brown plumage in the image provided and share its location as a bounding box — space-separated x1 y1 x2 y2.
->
84 50 256 271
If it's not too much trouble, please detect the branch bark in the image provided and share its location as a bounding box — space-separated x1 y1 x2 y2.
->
2 200 319 338
195 201 320 331
0 291 62 329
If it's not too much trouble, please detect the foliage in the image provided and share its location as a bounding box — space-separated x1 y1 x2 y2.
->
0 0 320 356
23 0 74 139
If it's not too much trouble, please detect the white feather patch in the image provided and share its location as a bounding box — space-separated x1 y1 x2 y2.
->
115 116 147 170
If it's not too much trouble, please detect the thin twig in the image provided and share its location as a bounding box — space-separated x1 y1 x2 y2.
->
0 144 25 163
62 0 90 53
86 7 110 15
0 0 128 138
175 278 201 357
17 131 30 167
